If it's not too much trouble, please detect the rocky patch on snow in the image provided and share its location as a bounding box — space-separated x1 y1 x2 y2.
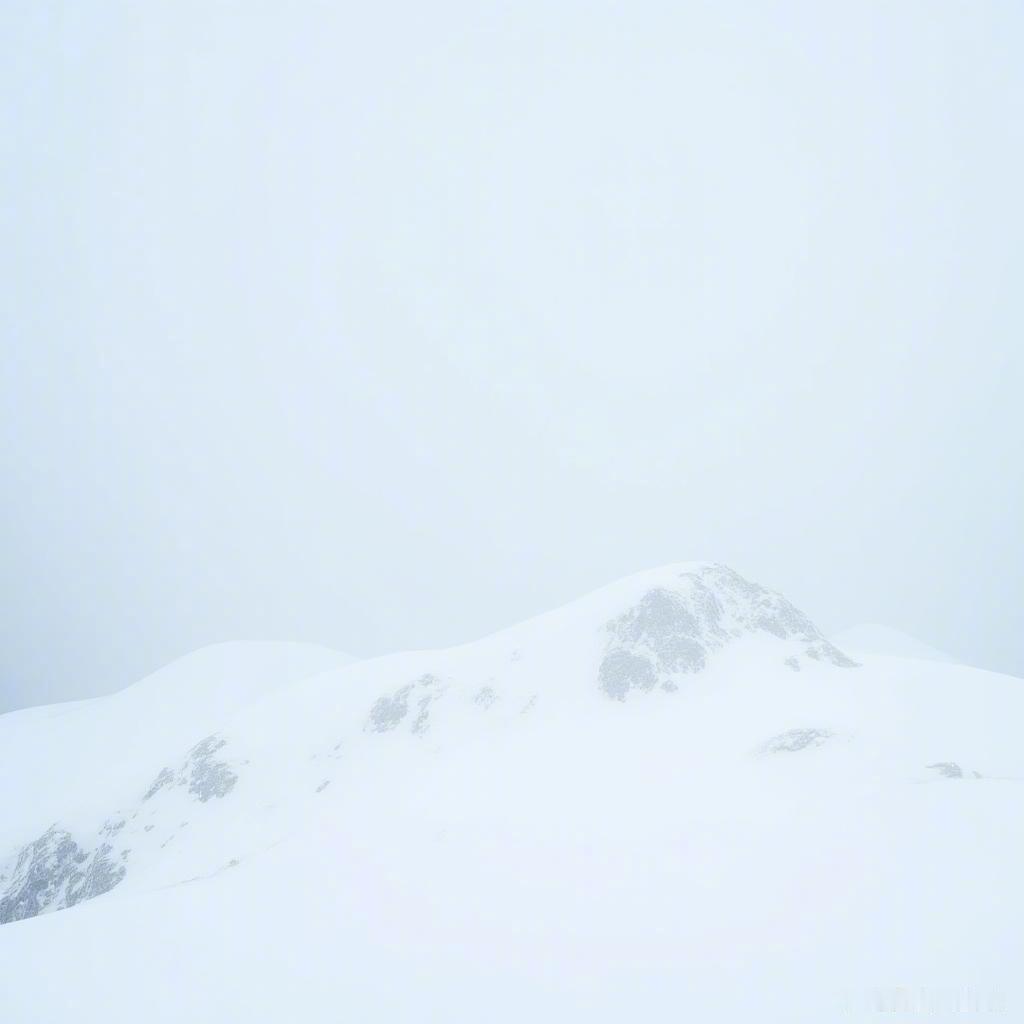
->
474 686 498 709
366 674 446 736
598 565 857 700
0 826 127 925
758 728 834 755
927 762 983 780
144 734 238 803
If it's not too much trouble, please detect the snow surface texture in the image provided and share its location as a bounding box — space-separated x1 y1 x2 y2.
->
1 564 1021 1023
831 623 957 663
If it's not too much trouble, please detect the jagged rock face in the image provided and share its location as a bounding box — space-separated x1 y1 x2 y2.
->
144 734 238 803
1 734 241 926
0 827 126 925
598 565 857 700
366 675 445 735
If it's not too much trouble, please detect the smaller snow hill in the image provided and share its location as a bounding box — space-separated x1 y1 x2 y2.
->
0 642 354 845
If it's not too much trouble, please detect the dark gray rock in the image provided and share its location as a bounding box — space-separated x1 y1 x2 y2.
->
759 728 833 754
598 649 659 701
411 691 435 735
474 686 498 709
598 565 857 700
0 827 126 925
367 675 444 735
141 734 238 804
143 767 175 801
186 736 237 802
74 843 126 903
367 684 414 733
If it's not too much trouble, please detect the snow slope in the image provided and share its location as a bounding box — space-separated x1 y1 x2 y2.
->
832 623 957 663
1 565 1020 1022
0 641 355 843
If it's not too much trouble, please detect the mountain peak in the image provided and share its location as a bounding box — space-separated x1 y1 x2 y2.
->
594 563 857 699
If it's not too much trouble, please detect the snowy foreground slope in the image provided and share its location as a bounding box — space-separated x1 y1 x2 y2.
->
1 564 1021 1022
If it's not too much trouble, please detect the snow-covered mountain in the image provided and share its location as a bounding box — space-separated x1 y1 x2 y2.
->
1 564 1020 1022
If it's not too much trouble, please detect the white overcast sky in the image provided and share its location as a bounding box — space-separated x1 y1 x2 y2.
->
2 1 1022 710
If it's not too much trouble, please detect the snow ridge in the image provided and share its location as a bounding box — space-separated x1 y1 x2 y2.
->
0 563 858 924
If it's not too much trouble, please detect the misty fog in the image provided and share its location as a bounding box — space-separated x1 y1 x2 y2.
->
3 1 1021 710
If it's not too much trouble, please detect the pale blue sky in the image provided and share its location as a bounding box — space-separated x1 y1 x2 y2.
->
2 1 1022 710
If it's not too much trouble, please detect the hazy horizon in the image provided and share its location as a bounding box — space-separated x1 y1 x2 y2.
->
3 1 1022 712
